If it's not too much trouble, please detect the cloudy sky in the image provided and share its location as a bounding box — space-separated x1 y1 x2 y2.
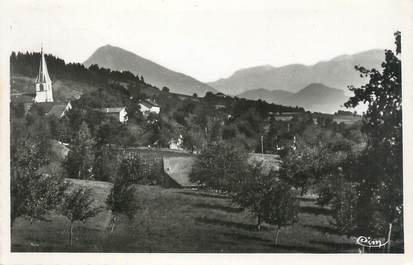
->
3 0 405 82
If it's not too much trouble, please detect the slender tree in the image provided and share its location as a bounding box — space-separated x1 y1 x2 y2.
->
106 174 137 232
60 186 102 247
64 122 95 179
263 181 299 247
92 144 118 182
337 32 403 251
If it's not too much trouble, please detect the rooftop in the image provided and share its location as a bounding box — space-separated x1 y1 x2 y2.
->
139 100 160 108
47 104 68 117
30 102 70 117
99 107 126 113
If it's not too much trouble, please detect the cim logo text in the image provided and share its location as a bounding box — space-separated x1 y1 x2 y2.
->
356 236 389 248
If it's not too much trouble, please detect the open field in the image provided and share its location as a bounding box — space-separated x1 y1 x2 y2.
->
12 179 113 252
11 74 99 101
11 179 393 253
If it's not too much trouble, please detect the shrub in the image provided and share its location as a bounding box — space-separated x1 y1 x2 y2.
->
232 164 299 234
189 142 248 192
117 153 162 185
106 169 138 232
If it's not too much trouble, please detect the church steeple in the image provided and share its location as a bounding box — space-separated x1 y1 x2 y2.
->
34 45 53 102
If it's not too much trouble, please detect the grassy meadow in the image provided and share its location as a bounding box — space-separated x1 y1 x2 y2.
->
12 179 369 253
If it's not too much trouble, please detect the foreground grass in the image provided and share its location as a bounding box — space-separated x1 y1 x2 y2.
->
11 180 399 253
12 178 113 252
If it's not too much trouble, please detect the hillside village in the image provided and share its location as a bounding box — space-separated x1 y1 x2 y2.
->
9 34 402 253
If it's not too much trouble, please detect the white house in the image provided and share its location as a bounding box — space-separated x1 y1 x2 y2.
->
99 107 128 123
169 134 184 150
214 104 226 110
138 100 160 115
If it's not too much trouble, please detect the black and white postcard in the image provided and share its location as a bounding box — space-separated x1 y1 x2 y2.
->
1 0 412 264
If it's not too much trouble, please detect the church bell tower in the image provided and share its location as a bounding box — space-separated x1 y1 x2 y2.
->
34 46 54 102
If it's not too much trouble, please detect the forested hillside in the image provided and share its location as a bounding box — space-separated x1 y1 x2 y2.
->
10 52 306 154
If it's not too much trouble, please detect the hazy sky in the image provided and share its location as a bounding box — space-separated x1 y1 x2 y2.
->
3 0 405 82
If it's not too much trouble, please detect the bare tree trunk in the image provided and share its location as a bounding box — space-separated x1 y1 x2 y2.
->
69 222 74 247
111 216 117 233
274 226 280 247
257 215 261 231
29 217 34 243
387 222 392 253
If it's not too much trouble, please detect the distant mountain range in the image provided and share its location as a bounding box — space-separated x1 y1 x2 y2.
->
208 49 384 96
84 45 217 96
83 45 383 113
238 83 348 113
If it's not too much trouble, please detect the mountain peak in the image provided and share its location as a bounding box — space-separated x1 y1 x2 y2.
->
84 45 216 96
330 54 351 62
297 83 344 95
329 49 384 62
232 64 275 76
238 83 347 113
209 49 384 95
95 44 118 51
301 82 341 91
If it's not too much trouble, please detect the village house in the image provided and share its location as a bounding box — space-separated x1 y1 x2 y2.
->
98 107 128 123
169 134 184 150
214 104 226 110
169 92 200 102
42 101 72 118
138 100 160 115
271 111 303 121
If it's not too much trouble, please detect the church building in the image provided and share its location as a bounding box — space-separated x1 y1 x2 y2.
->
10 46 72 118
34 46 54 103
31 46 71 117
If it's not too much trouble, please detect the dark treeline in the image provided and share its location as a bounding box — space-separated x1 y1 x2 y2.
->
10 51 303 113
10 51 150 91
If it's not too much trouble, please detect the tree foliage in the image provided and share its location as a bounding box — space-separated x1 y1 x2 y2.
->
189 143 248 192
92 144 118 182
11 167 67 224
60 186 102 246
263 180 299 246
106 159 140 232
232 164 299 234
64 122 95 179
330 32 404 242
106 176 137 220
10 112 67 225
